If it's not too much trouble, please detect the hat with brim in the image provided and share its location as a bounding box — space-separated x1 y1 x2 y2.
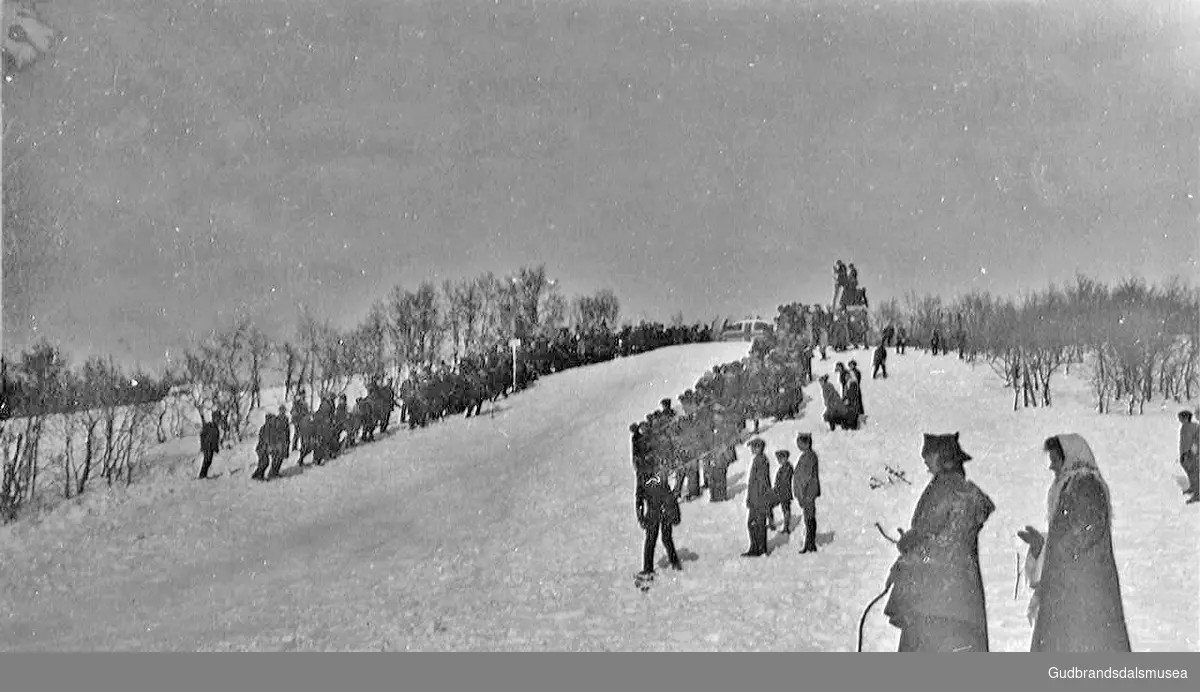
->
749 438 766 450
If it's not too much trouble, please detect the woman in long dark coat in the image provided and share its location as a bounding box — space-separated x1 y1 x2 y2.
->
1018 434 1131 652
885 433 994 651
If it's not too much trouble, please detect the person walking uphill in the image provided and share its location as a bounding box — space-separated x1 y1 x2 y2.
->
1018 434 1131 651
198 412 221 480
885 433 994 651
743 438 773 557
793 433 822 554
637 463 683 577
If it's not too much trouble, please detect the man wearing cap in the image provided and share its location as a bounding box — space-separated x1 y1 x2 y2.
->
743 437 773 557
793 433 823 553
770 449 795 534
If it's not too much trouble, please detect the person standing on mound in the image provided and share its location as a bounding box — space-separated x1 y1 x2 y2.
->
1018 434 1131 652
884 433 994 651
743 438 773 557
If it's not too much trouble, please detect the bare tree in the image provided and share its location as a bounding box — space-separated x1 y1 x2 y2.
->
275 340 302 401
574 289 622 332
246 324 270 411
387 281 444 373
0 340 67 518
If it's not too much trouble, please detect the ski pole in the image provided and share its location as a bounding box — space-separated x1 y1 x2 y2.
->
857 583 893 652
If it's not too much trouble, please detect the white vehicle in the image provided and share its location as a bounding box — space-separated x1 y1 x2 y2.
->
719 318 774 343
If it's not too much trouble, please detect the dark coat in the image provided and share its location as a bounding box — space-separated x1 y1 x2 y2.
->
792 448 821 502
270 415 290 457
707 445 735 502
255 420 270 455
1027 435 1130 652
200 421 220 454
638 469 680 527
873 345 887 367
845 377 864 417
885 471 994 632
1180 420 1200 461
773 460 794 504
746 452 773 514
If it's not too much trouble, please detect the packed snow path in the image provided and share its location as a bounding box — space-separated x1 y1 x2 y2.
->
1 343 1196 650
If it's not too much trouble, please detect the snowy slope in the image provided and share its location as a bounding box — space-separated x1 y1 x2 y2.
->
0 343 1195 651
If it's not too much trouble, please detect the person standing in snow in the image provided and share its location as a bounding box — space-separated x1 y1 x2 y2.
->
334 393 350 453
896 325 908 355
1177 410 1200 503
268 405 290 480
251 414 273 481
630 422 647 473
770 449 794 533
835 362 849 395
743 438 773 557
1018 434 1132 651
637 462 683 577
706 405 736 502
885 433 994 651
291 390 309 452
792 433 822 553
815 305 830 360
198 412 221 480
819 374 857 431
845 361 865 420
872 342 888 379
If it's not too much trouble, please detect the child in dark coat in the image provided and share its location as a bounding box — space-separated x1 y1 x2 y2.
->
770 449 795 533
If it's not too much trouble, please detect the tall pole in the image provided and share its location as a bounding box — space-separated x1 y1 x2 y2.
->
511 341 518 393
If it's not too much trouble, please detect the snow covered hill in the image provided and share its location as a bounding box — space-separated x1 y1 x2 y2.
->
0 342 1195 651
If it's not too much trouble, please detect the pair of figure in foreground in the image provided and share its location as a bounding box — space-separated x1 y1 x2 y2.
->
885 432 1131 652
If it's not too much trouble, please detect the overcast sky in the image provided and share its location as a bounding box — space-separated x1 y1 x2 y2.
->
3 0 1197 369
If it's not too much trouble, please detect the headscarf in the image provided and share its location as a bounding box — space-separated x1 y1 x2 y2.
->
1045 434 1111 529
1025 433 1113 624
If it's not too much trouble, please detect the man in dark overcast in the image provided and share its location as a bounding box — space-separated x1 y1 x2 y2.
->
3 0 1196 369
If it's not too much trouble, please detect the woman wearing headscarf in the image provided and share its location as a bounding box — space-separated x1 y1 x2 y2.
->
884 433 995 651
1018 434 1131 652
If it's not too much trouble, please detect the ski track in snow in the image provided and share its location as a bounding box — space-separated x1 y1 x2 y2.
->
0 344 1195 651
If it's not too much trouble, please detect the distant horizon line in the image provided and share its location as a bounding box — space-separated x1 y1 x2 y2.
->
3 267 1193 372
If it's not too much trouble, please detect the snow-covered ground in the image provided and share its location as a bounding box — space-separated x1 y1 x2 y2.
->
0 342 1195 651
